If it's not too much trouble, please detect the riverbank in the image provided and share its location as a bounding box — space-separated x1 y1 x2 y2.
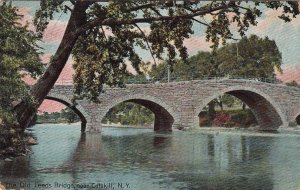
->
34 123 300 135
2 124 300 161
184 126 300 137
102 123 153 129
0 132 35 161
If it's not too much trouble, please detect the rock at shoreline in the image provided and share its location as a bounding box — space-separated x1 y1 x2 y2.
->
0 183 6 190
4 158 12 162
26 137 38 145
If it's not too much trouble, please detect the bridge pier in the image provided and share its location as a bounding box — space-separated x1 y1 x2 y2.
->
81 120 87 132
81 103 102 133
153 112 174 131
86 123 102 133
80 117 101 133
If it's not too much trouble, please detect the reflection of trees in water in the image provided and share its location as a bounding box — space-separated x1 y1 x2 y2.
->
101 133 173 167
92 132 275 190
164 134 275 190
0 154 45 188
207 134 215 158
0 156 30 178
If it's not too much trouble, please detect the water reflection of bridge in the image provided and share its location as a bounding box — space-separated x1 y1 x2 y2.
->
2 127 300 189
59 130 278 189
48 79 300 132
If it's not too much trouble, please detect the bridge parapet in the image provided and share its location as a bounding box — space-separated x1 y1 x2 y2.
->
54 75 283 86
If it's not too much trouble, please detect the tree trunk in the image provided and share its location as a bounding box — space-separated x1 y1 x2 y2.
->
216 96 223 111
208 101 216 124
15 1 90 129
242 103 246 111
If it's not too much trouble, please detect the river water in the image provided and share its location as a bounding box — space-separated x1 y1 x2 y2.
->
1 124 300 190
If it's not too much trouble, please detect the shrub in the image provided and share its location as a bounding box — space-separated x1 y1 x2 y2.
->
213 112 231 126
230 109 257 127
289 121 297 127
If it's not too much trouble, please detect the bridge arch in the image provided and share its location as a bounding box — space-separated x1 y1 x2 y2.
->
295 115 300 125
291 104 300 125
100 94 180 131
195 86 288 130
45 93 91 132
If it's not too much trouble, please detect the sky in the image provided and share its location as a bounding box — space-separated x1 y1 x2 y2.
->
11 1 300 112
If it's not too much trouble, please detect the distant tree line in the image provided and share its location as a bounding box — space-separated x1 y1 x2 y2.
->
286 81 300 88
37 107 80 124
148 35 282 81
102 102 154 126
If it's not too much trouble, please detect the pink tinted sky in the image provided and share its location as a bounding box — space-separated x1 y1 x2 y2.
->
15 3 300 113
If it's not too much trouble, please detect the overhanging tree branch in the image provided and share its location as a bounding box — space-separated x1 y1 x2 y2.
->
75 2 235 36
134 24 157 65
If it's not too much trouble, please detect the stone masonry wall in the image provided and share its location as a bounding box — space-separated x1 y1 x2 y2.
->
48 79 300 132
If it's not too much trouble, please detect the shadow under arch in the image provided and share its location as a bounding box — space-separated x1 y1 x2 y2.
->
100 94 179 131
295 115 300 125
296 114 300 125
290 104 300 125
45 95 89 132
196 86 288 130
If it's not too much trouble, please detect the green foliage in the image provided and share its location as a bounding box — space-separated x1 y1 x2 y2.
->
102 102 154 126
288 121 298 127
124 73 149 84
286 80 300 88
61 107 80 123
219 94 235 108
32 0 298 101
0 2 43 125
216 35 282 78
37 108 80 124
150 35 282 80
229 109 257 127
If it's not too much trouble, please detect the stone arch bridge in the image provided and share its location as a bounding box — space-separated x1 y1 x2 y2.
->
47 79 300 132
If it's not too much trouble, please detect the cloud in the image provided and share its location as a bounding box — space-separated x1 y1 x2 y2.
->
54 57 75 85
125 62 137 75
22 75 36 85
183 36 213 54
249 8 300 36
42 20 68 43
23 53 74 85
16 7 36 31
276 66 300 83
246 8 300 82
40 53 52 64
38 100 66 113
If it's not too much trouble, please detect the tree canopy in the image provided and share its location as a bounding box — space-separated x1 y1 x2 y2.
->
286 80 300 88
0 2 43 125
149 34 282 81
102 102 154 126
33 0 298 101
215 35 282 78
0 2 43 154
